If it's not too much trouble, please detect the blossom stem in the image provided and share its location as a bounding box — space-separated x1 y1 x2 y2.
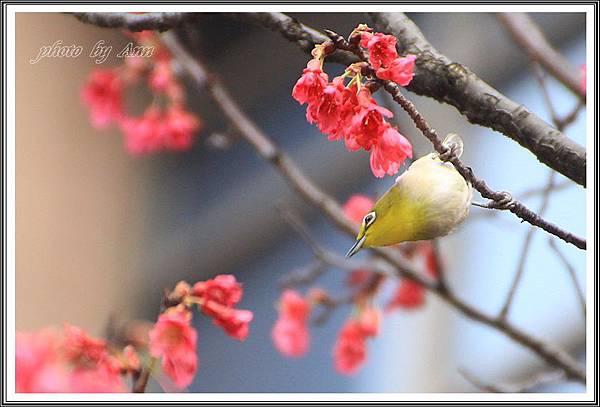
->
132 357 157 393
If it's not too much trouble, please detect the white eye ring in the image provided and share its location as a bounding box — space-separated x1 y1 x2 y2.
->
363 212 376 228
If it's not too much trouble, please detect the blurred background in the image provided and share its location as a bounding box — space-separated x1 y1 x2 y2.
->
16 12 586 392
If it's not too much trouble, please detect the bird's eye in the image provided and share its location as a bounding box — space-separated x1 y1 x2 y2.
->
363 212 376 228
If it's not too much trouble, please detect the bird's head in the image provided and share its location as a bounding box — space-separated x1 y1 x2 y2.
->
345 210 377 258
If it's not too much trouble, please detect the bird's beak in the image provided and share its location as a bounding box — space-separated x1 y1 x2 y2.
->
345 236 366 258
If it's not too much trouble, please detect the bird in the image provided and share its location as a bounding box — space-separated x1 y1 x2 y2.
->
346 133 473 258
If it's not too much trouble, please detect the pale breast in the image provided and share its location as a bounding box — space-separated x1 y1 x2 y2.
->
398 157 472 240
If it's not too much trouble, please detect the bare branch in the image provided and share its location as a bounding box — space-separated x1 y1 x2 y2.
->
531 63 585 133
548 238 586 318
498 171 557 321
159 30 585 383
279 260 327 289
460 368 566 393
311 292 355 325
497 13 585 100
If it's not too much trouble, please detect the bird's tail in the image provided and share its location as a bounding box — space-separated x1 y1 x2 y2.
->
442 133 464 158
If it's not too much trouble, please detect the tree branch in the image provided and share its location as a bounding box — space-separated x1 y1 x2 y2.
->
548 237 587 318
366 12 586 187
158 30 585 383
69 11 586 186
71 12 201 32
497 13 585 100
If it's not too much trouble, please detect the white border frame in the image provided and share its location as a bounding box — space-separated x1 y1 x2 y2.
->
4 3 596 403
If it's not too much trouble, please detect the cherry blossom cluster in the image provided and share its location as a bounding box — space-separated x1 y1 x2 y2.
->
16 274 252 392
149 275 253 388
271 194 439 375
16 324 139 392
292 25 416 178
81 31 201 155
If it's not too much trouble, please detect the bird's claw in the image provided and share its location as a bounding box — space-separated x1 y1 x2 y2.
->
438 144 457 162
488 191 515 210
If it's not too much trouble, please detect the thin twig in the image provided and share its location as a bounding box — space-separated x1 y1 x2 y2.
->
311 292 355 325
531 62 585 133
279 207 389 276
279 260 328 289
498 171 556 321
325 30 586 251
548 238 587 318
431 240 449 293
497 13 585 101
460 367 566 393
159 30 585 383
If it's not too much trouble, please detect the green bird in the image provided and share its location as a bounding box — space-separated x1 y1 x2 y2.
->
346 133 472 258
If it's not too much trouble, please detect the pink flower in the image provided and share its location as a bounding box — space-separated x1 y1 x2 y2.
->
149 308 198 389
346 88 394 151
80 69 123 129
279 290 311 321
62 324 125 393
358 307 381 337
162 106 201 151
16 330 70 393
376 55 416 86
16 327 127 393
120 107 164 155
62 323 109 365
306 77 345 136
360 32 399 70
193 275 253 341
272 290 311 357
343 194 375 225
192 274 244 310
121 345 141 372
272 317 310 357
346 269 373 287
149 60 174 93
292 59 329 106
171 280 192 301
387 280 425 310
333 320 367 375
419 242 439 278
369 126 413 178
332 83 361 143
69 360 125 393
203 302 254 341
